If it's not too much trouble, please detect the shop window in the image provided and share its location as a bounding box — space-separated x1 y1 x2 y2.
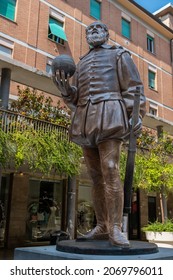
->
26 180 63 242
122 18 131 39
48 17 67 45
77 184 95 236
0 0 16 21
148 70 156 90
90 0 101 20
147 34 155 53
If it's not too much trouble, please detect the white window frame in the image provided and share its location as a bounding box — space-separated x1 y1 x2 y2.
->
48 9 66 45
148 65 157 90
149 102 158 116
46 57 53 74
147 31 155 54
0 36 14 57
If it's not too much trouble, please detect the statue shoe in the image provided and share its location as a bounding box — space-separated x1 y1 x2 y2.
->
109 225 130 247
77 225 109 241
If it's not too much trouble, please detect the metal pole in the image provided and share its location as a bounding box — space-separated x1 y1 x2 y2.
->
66 176 77 239
0 164 2 198
0 68 11 109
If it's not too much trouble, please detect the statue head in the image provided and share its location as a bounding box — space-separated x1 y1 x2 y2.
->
86 21 109 48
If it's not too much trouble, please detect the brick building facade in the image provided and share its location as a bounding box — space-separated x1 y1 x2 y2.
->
0 0 173 248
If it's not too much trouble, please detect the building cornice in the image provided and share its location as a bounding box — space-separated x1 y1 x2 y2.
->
153 3 173 17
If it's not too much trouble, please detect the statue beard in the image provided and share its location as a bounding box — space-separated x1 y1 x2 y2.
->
86 32 108 47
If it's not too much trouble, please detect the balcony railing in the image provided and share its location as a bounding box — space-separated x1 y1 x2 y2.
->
0 109 69 141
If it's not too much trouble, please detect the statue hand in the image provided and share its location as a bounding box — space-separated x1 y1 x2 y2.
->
129 117 142 136
53 70 71 96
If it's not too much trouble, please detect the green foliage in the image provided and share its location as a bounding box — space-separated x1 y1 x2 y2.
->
133 128 173 194
0 128 82 176
0 128 15 167
10 86 71 127
0 86 83 176
142 220 173 232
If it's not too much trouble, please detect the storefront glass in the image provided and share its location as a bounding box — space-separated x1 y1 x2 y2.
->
77 184 95 236
26 179 63 242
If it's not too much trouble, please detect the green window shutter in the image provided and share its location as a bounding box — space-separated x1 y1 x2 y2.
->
147 35 154 52
90 0 101 20
49 18 67 41
0 0 16 21
122 18 131 39
148 71 155 89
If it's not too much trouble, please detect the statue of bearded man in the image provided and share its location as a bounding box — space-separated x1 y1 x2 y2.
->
53 21 146 247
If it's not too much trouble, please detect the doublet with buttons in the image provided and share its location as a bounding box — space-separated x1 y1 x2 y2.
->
63 44 146 147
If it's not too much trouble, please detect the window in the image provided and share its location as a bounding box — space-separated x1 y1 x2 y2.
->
0 36 13 57
147 34 155 53
48 17 67 45
148 70 156 90
122 18 131 39
46 58 53 74
149 103 158 116
26 179 63 243
0 0 16 21
0 45 12 56
90 0 101 20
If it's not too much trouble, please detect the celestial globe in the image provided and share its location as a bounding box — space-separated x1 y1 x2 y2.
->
51 54 76 78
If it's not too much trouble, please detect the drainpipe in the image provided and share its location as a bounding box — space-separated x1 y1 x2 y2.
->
170 38 173 64
0 68 11 109
171 39 173 101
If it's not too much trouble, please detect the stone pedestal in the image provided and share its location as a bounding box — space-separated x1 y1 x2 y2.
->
13 240 173 260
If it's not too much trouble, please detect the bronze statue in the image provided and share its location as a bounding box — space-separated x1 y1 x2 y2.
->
52 21 146 247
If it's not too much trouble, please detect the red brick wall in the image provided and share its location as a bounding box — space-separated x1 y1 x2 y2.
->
1 0 172 122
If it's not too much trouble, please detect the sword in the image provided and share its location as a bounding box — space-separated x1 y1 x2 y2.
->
122 86 141 234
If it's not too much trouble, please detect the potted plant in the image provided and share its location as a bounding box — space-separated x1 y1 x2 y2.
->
142 220 173 244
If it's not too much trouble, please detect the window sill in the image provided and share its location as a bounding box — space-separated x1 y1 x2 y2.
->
148 87 158 93
90 15 101 20
147 50 156 56
122 35 131 41
48 38 65 47
0 14 17 24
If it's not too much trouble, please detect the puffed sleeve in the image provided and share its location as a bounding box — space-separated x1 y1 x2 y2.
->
61 64 79 112
117 51 146 119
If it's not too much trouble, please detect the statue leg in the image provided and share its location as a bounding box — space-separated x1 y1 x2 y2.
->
99 140 129 247
79 146 109 240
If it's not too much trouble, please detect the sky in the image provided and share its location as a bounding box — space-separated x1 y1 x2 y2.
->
134 0 172 13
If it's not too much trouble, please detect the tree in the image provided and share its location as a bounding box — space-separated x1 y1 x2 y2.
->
134 128 173 223
10 86 71 127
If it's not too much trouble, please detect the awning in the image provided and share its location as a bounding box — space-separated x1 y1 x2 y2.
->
49 22 67 41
